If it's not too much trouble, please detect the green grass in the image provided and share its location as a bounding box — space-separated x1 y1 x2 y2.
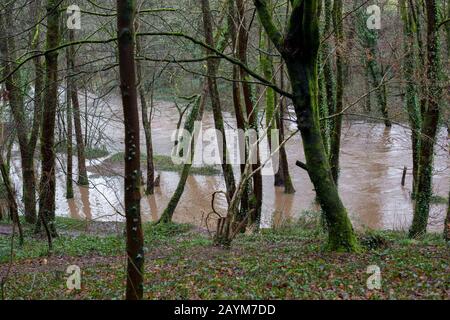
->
1 217 448 300
108 152 221 176
84 146 109 160
55 142 109 160
0 219 195 264
430 195 448 205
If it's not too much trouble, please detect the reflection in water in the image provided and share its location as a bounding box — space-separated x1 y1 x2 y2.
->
144 195 159 222
68 199 81 220
68 186 92 221
79 186 92 220
8 101 450 232
272 188 295 227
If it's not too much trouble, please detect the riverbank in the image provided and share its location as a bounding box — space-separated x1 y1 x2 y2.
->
0 216 448 299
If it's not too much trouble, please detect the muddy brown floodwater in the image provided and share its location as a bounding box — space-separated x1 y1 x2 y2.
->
9 98 450 232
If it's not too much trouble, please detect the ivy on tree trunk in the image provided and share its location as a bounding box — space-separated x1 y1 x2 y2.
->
409 0 442 238
254 0 359 252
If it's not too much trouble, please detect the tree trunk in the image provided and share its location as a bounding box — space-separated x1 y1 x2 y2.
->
259 19 281 186
117 0 145 300
237 0 263 225
444 186 450 241
356 1 391 127
318 0 332 155
0 5 39 224
447 0 450 60
329 0 344 184
0 155 23 244
400 0 421 195
66 46 74 199
255 0 358 252
323 0 335 125
278 62 295 194
409 0 442 238
228 0 250 220
69 29 89 186
37 0 61 237
201 0 236 202
136 38 155 195
158 94 205 224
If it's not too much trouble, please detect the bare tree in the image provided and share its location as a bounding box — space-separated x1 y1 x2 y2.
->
117 0 144 300
37 0 61 237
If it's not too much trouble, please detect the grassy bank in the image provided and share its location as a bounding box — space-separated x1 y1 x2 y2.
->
0 216 448 300
55 142 110 160
107 153 221 176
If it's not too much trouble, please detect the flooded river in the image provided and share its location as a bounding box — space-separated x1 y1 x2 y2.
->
8 96 450 232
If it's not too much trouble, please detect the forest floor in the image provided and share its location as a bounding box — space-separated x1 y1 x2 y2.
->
0 216 449 300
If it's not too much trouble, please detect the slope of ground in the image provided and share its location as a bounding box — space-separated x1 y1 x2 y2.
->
0 217 448 299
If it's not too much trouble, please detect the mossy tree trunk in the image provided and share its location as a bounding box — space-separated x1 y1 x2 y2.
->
444 186 450 241
0 3 41 224
158 95 204 224
66 45 74 200
37 0 61 237
411 1 427 122
259 24 280 185
409 0 442 238
158 10 231 224
255 0 358 252
68 29 89 186
329 0 344 184
446 0 450 59
238 0 263 225
317 0 330 165
201 0 236 202
0 155 23 244
278 62 295 194
400 0 421 194
227 0 251 215
136 36 155 195
322 0 335 147
117 0 144 300
356 2 391 127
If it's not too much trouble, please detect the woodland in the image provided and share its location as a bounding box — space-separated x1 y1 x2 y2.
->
0 0 449 300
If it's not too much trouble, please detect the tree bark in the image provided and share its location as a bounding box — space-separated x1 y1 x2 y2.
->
409 0 442 238
228 0 250 220
278 62 295 194
37 0 61 237
237 0 263 225
201 0 236 202
117 0 144 300
158 94 205 224
400 0 421 195
0 156 23 244
444 186 450 241
136 37 155 195
329 0 344 184
68 29 89 186
0 4 40 224
255 0 358 251
356 1 391 127
66 46 74 199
